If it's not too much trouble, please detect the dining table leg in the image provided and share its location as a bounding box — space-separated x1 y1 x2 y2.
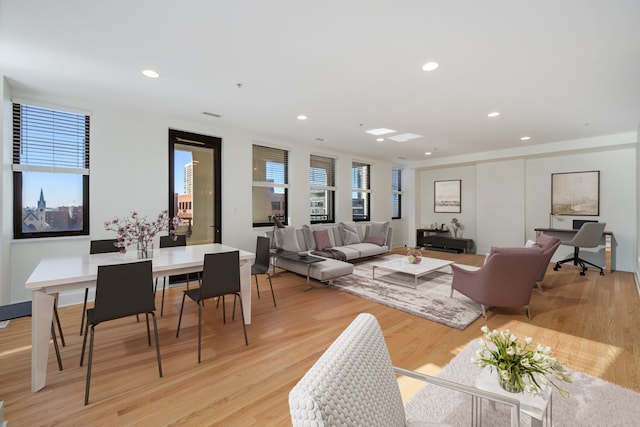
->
32 290 55 391
239 259 252 324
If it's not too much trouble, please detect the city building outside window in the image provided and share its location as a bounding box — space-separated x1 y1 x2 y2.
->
12 102 90 238
309 154 335 223
252 144 288 227
351 161 370 221
392 168 402 219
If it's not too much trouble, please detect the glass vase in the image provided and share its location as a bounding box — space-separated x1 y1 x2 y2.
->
137 242 154 259
498 373 523 393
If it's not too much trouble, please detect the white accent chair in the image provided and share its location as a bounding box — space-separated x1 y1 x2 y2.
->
289 313 521 427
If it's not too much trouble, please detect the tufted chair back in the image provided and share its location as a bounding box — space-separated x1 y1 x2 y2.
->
289 313 406 426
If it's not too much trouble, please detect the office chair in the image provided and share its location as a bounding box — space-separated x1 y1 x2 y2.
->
553 222 606 276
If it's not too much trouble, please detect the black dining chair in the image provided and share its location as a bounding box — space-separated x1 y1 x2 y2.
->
83 239 121 335
251 236 276 307
154 235 201 316
79 260 162 405
176 251 248 363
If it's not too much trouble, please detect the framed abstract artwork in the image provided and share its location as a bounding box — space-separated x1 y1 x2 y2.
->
551 171 600 216
434 179 461 213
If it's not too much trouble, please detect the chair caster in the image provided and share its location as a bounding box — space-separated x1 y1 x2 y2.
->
580 271 586 276
600 271 605 276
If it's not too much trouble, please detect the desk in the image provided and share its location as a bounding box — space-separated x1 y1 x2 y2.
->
25 243 254 392
534 228 613 273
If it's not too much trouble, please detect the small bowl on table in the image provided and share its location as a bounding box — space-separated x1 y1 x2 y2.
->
298 251 309 258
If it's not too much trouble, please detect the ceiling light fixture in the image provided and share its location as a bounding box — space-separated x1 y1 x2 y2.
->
487 112 500 118
142 69 160 78
297 115 308 120
520 136 531 141
422 61 439 71
315 137 327 142
365 128 396 136
425 152 432 156
376 138 384 142
389 133 422 142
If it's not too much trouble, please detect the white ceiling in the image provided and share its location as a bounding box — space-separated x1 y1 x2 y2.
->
1 1 639 164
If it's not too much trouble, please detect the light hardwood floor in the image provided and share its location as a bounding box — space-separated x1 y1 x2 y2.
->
1 248 639 426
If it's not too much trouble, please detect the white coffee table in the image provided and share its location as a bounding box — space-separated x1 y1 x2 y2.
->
474 368 552 427
371 257 454 288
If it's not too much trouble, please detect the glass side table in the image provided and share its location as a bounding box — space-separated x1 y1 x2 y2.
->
474 369 552 427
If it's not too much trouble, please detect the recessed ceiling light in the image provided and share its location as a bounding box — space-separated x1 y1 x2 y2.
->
389 133 422 142
297 115 308 120
365 128 396 136
487 112 500 118
422 61 439 71
315 137 327 142
520 136 531 141
142 69 160 78
425 152 432 156
376 138 384 142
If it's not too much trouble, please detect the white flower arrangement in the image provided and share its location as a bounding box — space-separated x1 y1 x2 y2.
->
472 325 572 397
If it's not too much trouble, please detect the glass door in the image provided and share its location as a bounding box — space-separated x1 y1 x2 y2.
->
168 129 221 244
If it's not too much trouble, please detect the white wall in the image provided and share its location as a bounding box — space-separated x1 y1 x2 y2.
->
415 143 637 271
0 81 402 305
418 165 477 243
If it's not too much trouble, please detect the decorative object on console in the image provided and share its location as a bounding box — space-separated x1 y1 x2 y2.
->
472 325 571 396
451 218 461 238
104 210 179 259
406 248 422 264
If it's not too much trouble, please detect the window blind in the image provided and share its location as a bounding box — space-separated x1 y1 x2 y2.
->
252 144 288 184
310 155 335 188
13 103 90 172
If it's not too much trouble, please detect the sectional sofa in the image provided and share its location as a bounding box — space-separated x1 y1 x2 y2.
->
268 222 393 282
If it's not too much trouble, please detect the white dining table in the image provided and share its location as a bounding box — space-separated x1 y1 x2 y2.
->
25 243 254 392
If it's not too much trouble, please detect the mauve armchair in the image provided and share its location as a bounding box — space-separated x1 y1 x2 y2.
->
450 247 548 319
534 233 561 290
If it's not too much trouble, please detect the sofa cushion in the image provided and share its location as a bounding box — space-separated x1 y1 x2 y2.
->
302 224 316 250
275 226 302 252
363 235 385 246
339 221 361 245
333 246 361 261
345 243 389 258
313 230 333 250
366 221 390 244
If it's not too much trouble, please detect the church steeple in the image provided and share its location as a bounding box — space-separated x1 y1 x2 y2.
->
37 188 46 210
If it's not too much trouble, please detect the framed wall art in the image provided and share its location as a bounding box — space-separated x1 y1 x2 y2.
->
434 179 461 213
551 171 600 216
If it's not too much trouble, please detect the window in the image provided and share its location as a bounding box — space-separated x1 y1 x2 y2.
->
309 155 335 223
252 144 288 227
351 161 370 221
392 168 402 219
12 103 90 238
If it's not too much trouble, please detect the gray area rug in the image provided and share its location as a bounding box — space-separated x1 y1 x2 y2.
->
330 255 483 330
404 340 640 426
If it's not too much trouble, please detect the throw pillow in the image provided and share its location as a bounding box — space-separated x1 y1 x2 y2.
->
524 239 540 248
274 226 301 252
302 224 316 250
366 221 389 243
313 230 333 250
339 221 361 245
362 236 385 246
